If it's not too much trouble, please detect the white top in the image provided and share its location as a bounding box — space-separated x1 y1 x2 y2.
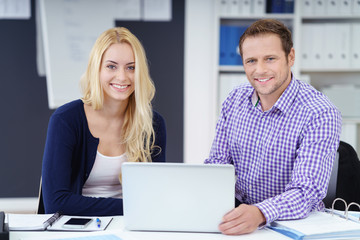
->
82 151 127 198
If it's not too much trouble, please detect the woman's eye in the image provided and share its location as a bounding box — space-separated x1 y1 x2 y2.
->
107 65 116 70
127 65 135 71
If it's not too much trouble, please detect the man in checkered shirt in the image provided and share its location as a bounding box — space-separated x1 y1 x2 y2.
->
205 19 342 235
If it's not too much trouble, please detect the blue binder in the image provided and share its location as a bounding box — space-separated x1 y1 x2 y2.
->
219 25 229 65
269 0 284 13
219 25 248 66
284 0 294 13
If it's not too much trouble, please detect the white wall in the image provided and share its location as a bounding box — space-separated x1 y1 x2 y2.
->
184 0 217 163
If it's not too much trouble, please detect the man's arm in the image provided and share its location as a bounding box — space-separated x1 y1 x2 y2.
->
219 108 341 235
255 108 342 224
204 94 233 165
219 204 265 235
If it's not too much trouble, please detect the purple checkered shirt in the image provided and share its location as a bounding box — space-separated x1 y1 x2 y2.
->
205 76 342 224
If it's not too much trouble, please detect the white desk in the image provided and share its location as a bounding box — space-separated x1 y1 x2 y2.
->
10 216 290 240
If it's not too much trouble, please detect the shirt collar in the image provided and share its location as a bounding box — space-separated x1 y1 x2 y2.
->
251 90 260 107
249 73 299 114
273 74 298 115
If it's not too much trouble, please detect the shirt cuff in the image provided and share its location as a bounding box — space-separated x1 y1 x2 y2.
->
255 200 279 225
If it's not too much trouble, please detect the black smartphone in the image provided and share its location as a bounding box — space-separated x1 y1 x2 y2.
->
62 218 93 229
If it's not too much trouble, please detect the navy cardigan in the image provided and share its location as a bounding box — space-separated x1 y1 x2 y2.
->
41 100 166 216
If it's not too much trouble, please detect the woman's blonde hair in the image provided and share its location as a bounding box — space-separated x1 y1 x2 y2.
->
80 27 156 163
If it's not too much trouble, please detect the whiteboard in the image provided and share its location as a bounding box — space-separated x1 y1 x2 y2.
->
39 0 172 109
39 0 115 109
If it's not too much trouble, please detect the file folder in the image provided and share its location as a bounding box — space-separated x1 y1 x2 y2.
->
300 24 313 69
326 0 339 15
337 23 351 68
351 23 360 68
219 25 229 65
313 0 326 15
339 0 352 15
311 23 325 68
240 0 252 15
283 0 294 13
302 0 313 16
217 0 229 15
253 0 266 14
229 0 240 16
228 26 240 65
353 0 360 15
324 23 337 68
269 0 284 13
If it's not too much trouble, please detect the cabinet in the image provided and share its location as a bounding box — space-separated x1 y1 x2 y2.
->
214 0 360 152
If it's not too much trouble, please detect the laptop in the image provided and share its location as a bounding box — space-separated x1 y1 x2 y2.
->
122 162 235 233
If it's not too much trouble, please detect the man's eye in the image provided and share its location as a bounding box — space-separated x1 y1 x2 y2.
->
247 59 255 64
267 57 274 61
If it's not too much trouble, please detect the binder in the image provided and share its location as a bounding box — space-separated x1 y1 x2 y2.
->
8 211 61 231
302 0 313 16
269 0 284 13
326 0 339 15
228 25 239 65
240 0 252 15
252 0 266 14
353 0 360 15
337 23 351 68
339 0 352 15
235 26 247 65
229 0 240 16
351 23 360 68
219 25 246 66
324 23 337 68
7 213 112 232
300 24 313 69
324 23 351 69
219 25 229 65
311 23 325 68
269 198 360 240
217 0 230 15
283 0 295 13
313 0 326 15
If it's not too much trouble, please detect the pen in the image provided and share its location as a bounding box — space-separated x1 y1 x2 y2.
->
96 218 101 228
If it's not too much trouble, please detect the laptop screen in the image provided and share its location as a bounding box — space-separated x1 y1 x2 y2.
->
122 162 235 233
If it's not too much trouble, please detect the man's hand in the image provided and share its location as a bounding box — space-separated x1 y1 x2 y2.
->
219 204 266 235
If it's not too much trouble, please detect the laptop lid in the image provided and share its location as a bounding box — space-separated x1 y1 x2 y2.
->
122 162 235 233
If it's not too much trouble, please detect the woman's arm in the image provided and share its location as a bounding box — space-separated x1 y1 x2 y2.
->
151 111 166 162
42 113 123 216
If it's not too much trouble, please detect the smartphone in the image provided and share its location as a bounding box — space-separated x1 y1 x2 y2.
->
62 218 93 229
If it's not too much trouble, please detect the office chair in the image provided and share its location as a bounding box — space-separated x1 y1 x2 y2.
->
37 178 45 214
323 141 360 211
323 151 339 208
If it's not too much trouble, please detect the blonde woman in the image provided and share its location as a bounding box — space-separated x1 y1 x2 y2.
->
41 27 166 216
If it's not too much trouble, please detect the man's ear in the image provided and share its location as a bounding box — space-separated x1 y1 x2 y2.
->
288 48 295 66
